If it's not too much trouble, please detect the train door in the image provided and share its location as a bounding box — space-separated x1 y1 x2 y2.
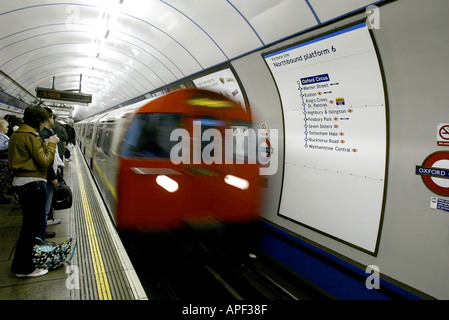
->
79 122 86 152
184 114 260 223
117 112 187 230
85 113 109 169
182 115 226 221
92 122 105 187
93 121 116 214
219 119 260 222
84 122 95 165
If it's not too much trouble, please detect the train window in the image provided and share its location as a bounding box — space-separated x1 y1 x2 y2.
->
96 125 104 148
191 117 254 164
120 113 182 159
102 124 114 156
193 116 226 162
80 125 85 139
228 120 255 164
86 124 94 141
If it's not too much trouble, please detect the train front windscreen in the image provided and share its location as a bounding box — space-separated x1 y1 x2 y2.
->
120 113 182 159
120 113 255 164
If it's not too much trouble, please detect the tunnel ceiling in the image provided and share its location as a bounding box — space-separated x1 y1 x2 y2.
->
0 0 382 120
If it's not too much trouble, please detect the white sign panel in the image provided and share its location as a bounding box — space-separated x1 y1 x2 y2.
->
264 23 387 253
193 68 246 110
437 123 449 146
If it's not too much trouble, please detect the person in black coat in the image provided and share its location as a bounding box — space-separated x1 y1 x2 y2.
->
63 120 76 160
39 107 61 239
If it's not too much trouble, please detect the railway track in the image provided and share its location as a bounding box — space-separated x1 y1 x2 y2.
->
122 227 328 300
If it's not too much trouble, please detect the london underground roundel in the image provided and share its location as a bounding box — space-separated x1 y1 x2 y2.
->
416 151 449 196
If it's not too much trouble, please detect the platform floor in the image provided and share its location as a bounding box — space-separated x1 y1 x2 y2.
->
0 147 147 300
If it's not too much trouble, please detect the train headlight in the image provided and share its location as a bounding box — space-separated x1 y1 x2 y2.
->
224 175 249 190
156 175 179 193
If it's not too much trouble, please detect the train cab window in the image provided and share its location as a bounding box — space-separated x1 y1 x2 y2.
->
120 113 182 159
228 120 255 163
190 117 254 164
193 116 226 162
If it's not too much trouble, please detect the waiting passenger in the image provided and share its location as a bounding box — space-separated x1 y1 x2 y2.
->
63 119 76 161
0 120 13 204
39 107 62 239
52 117 68 178
9 105 59 278
4 114 22 137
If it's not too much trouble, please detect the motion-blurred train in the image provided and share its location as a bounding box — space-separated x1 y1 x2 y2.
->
74 88 261 232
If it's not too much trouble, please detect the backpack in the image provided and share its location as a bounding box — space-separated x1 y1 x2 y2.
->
53 181 72 210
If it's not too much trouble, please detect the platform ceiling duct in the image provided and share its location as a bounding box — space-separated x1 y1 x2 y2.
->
0 0 383 120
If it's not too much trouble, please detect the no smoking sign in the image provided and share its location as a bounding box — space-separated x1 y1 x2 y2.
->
437 123 449 146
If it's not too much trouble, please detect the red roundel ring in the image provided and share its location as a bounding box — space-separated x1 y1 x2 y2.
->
421 151 449 196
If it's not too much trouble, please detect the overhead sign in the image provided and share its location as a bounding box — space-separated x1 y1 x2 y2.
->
437 124 449 146
36 87 92 104
416 151 449 196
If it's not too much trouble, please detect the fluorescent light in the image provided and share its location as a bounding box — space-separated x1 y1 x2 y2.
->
156 175 179 193
224 175 249 190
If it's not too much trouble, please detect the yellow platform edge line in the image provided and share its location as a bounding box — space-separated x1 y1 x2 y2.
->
74 151 113 300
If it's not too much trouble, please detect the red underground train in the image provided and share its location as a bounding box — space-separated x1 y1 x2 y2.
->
75 88 262 232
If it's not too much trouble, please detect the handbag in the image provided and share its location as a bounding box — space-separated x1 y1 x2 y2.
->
0 148 8 160
53 180 72 210
32 237 77 271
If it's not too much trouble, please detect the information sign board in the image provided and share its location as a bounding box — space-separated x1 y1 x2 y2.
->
263 22 387 253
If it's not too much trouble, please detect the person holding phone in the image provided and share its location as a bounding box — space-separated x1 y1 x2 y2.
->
8 105 60 278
